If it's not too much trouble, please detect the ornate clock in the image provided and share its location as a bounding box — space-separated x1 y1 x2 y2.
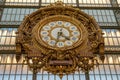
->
16 1 104 79
32 15 87 53
39 20 80 49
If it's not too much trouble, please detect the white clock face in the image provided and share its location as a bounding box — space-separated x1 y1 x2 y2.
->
40 21 80 48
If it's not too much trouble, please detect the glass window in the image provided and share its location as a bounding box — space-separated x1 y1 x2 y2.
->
94 67 99 74
3 75 9 80
99 65 105 74
14 75 20 80
95 75 100 80
106 75 112 80
49 74 54 80
21 75 27 80
104 65 111 74
79 0 111 7
5 65 11 74
98 16 103 22
0 28 17 50
80 75 85 80
82 10 117 26
0 75 3 80
11 65 17 74
101 75 107 80
0 65 5 74
41 0 76 6
27 75 32 80
22 65 28 74
1 8 37 25
90 75 95 80
16 65 23 74
5 0 39 6
102 29 120 51
73 74 79 80
104 38 109 45
0 54 120 80
43 75 49 80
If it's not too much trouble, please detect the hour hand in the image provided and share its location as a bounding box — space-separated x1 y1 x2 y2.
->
56 31 62 41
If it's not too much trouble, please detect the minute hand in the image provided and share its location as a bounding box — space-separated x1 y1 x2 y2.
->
61 34 70 40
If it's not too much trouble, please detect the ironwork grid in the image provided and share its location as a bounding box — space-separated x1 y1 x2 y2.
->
0 0 120 80
0 54 120 80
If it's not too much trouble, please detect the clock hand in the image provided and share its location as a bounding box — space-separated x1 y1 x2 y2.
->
56 29 63 46
56 31 61 45
61 34 70 40
59 28 70 40
58 28 63 36
63 35 70 40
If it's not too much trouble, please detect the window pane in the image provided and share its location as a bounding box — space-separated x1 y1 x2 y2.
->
5 0 39 6
79 0 111 7
82 10 117 26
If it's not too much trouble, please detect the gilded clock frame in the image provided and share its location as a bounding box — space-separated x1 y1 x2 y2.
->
32 15 88 52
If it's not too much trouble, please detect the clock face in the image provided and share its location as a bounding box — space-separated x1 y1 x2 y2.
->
40 21 80 49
